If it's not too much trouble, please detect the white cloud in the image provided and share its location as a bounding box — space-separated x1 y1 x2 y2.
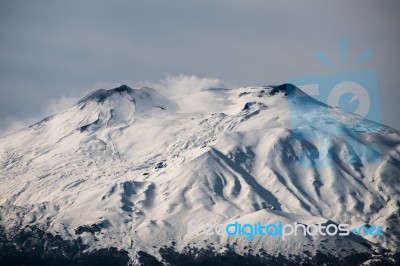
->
138 74 224 98
0 95 80 137
46 95 78 115
0 117 35 137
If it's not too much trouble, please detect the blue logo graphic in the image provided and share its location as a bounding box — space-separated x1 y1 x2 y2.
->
286 39 381 168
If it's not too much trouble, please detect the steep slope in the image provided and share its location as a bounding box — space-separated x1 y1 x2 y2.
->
0 84 399 265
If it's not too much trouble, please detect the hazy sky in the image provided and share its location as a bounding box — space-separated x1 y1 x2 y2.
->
1 0 399 134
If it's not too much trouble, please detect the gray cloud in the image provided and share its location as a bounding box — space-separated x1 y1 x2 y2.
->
1 0 399 135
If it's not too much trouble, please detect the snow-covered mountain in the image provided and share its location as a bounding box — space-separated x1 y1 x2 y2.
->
0 84 399 265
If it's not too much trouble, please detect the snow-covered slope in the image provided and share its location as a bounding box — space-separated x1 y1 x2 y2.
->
0 84 399 265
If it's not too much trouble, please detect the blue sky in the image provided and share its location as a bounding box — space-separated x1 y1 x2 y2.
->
1 0 399 134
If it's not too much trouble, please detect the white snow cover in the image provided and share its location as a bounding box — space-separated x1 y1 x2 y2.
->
0 84 399 263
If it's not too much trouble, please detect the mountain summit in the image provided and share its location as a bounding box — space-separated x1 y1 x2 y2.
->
78 84 135 104
0 84 399 265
